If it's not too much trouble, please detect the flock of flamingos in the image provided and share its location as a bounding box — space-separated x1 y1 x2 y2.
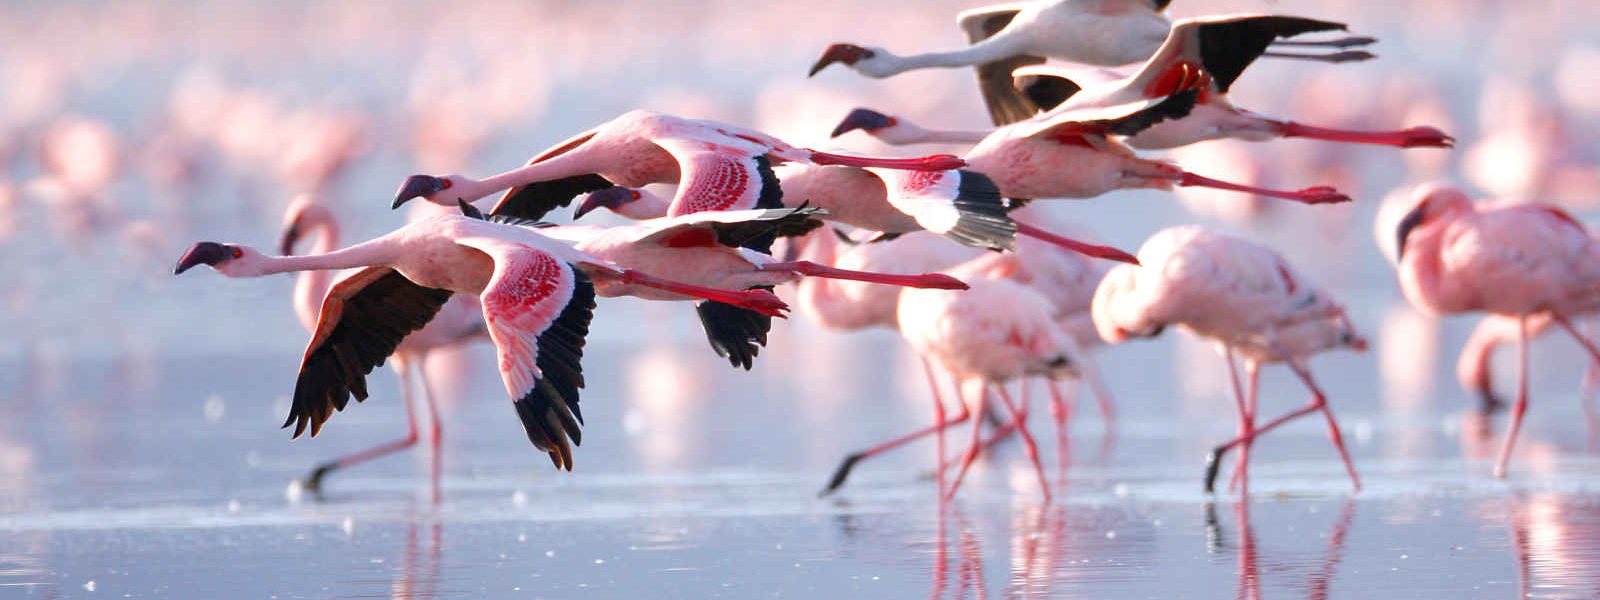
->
156 0 1600 502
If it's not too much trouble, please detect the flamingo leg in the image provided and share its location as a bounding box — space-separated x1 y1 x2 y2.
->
1222 347 1251 495
1228 362 1262 493
1551 313 1600 437
820 360 970 496
929 358 949 496
807 150 965 172
417 356 444 503
1014 221 1140 265
1046 379 1072 478
945 382 989 501
1203 358 1359 493
303 356 421 493
1076 352 1117 422
995 383 1051 502
1176 171 1350 205
1494 316 1531 478
619 269 788 317
1278 121 1453 148
759 260 966 289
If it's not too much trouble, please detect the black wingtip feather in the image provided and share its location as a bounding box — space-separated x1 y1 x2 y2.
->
695 290 775 370
493 173 615 221
943 170 1018 252
512 268 596 470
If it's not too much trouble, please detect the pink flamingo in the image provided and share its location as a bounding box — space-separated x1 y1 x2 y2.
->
830 84 1355 206
173 208 787 471
997 15 1447 149
809 4 1373 124
1392 183 1600 477
277 196 489 492
1457 315 1600 416
1093 226 1363 493
537 206 970 368
389 110 964 220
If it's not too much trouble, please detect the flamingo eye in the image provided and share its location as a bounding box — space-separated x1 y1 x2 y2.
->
439 179 452 189
231 247 243 259
630 191 641 200
886 117 898 127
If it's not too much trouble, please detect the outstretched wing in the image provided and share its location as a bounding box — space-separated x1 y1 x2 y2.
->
628 207 826 248
488 127 609 219
654 137 783 221
958 5 1045 126
1128 15 1351 96
455 236 596 470
286 267 453 438
1012 83 1201 140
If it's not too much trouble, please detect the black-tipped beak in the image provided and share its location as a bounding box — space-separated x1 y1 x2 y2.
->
574 187 634 219
1395 203 1427 261
808 43 874 77
174 242 229 275
830 108 893 138
278 222 301 256
392 175 449 209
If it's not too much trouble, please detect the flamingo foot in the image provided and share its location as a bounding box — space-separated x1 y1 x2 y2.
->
764 260 969 290
1015 222 1139 265
1281 122 1454 148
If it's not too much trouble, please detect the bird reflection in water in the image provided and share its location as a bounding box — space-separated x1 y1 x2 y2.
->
1508 492 1600 598
1205 499 1356 600
390 518 444 600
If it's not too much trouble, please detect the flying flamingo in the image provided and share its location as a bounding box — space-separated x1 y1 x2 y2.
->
173 208 787 471
534 206 970 367
832 94 1353 206
1392 183 1600 477
993 15 1449 150
808 3 1374 124
1092 226 1363 492
277 196 488 492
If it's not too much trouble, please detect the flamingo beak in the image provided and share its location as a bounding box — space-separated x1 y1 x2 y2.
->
392 175 450 209
808 43 875 77
1395 202 1427 261
574 187 636 219
830 108 894 138
174 241 230 275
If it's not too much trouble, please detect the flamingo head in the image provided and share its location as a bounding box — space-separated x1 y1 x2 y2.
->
1151 0 1172 11
575 187 669 220
830 108 897 138
174 241 266 277
279 195 334 255
391 174 458 208
1091 264 1167 343
1395 183 1471 261
808 43 887 77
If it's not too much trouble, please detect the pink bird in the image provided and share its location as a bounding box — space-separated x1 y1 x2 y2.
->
277 196 489 493
999 16 1448 149
831 79 1355 206
536 207 970 367
173 207 787 471
1392 183 1600 477
1093 226 1363 492
809 4 1374 125
389 110 964 220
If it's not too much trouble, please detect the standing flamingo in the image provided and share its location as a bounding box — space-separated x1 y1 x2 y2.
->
1092 226 1363 492
277 196 488 492
808 3 1374 124
1456 315 1600 417
174 209 787 471
1392 183 1600 477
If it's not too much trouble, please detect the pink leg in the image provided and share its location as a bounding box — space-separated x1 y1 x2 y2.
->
1494 316 1531 478
807 149 965 172
995 383 1051 502
1046 380 1072 476
1278 121 1454 148
928 358 950 497
619 269 789 317
1229 362 1262 493
938 406 1022 473
1551 313 1600 438
1204 360 1359 492
417 359 444 503
760 260 967 290
820 360 971 496
303 357 421 492
1176 171 1351 205
1221 347 1251 495
945 383 989 501
1015 221 1140 265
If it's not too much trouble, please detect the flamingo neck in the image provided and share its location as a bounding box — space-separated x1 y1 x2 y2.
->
888 35 1024 73
263 238 392 276
456 149 598 203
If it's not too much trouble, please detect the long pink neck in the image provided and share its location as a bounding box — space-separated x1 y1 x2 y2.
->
454 148 599 204
263 237 393 276
292 218 342 331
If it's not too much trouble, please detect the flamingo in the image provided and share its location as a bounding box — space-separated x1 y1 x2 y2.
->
1092 225 1363 492
994 15 1446 150
534 206 971 368
832 87 1354 206
277 196 489 492
173 207 787 471
389 110 965 223
808 3 1374 124
1392 183 1600 478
